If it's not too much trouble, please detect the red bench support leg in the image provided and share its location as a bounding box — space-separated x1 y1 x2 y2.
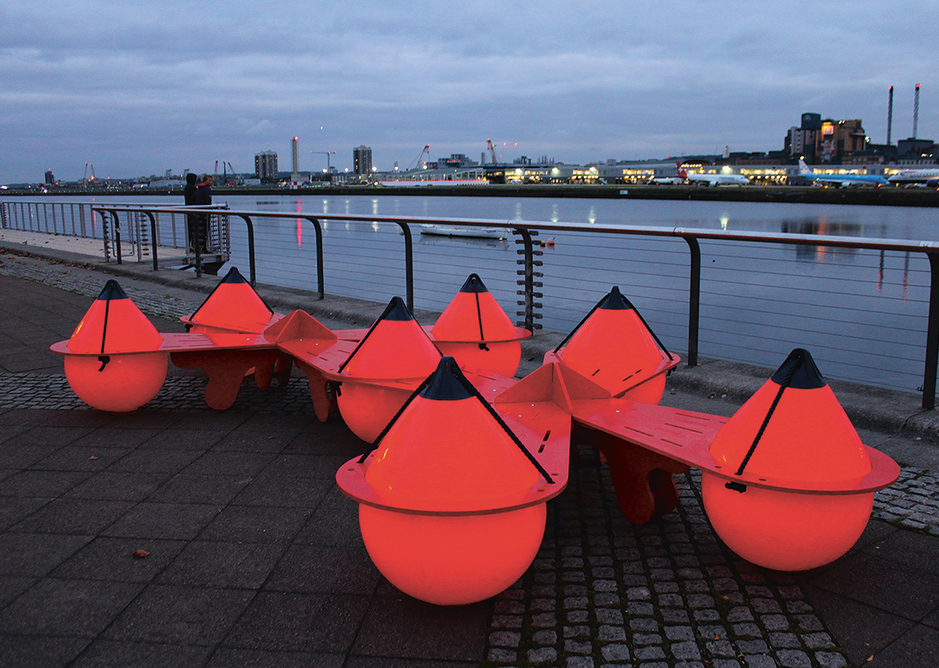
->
170 350 283 410
293 360 336 422
573 424 690 525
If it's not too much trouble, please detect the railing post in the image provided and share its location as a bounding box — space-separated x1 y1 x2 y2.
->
922 252 939 410
514 228 543 332
114 212 123 265
683 236 701 367
104 211 123 264
233 214 257 286
144 212 159 271
194 235 202 279
400 223 414 311
97 208 115 262
305 217 325 299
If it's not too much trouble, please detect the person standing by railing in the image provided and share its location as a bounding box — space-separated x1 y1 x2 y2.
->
193 174 213 252
183 173 199 252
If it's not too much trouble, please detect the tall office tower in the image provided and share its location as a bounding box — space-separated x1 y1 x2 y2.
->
353 145 373 175
255 150 278 181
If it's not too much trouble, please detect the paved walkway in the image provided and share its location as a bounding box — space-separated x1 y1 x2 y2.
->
0 240 938 667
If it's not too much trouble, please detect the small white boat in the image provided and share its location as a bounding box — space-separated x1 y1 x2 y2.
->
419 224 507 240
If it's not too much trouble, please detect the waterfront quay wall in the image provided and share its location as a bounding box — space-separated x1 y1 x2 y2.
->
13 184 939 207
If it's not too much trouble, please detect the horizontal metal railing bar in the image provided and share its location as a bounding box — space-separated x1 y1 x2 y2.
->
81 207 939 255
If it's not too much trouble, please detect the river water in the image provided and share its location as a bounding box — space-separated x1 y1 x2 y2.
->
221 193 937 239
4 193 938 393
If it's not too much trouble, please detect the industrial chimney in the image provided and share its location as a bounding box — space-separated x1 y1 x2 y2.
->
887 86 894 145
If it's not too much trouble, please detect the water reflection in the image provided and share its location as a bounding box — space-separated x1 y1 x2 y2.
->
780 218 862 263
779 218 863 237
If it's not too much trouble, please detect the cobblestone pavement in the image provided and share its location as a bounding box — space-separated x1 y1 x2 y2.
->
2 246 939 666
0 251 203 322
483 451 850 668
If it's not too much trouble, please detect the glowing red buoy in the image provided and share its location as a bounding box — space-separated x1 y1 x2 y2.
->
185 267 274 333
703 348 875 571
430 273 530 377
63 280 167 412
551 287 674 403
336 297 442 443
356 357 548 605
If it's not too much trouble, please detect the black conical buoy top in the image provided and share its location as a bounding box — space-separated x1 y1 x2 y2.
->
598 286 634 311
459 273 489 294
770 348 826 389
220 267 249 284
420 357 473 401
381 296 414 322
97 280 129 301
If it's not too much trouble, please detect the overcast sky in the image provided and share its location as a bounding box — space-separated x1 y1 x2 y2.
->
2 0 936 183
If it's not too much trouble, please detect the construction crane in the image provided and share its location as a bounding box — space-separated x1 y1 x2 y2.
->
408 145 430 170
83 162 96 183
486 139 498 165
214 161 236 184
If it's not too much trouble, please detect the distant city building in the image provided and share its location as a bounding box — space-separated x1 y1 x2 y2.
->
785 113 822 162
255 150 278 182
785 113 869 163
353 145 373 175
44 170 54 185
437 154 478 168
897 138 936 158
819 119 867 161
291 137 299 175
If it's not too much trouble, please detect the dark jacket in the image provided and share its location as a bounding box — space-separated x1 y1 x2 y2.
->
194 182 212 206
183 174 198 205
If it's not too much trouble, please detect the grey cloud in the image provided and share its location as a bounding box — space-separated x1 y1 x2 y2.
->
1 0 937 182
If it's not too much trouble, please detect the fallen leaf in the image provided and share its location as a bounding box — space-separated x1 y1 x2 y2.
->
132 549 150 559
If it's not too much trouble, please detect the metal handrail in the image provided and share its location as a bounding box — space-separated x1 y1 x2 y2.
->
17 204 939 409
90 205 237 280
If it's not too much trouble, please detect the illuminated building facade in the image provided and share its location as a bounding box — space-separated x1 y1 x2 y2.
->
785 113 869 163
353 145 373 175
255 150 278 182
